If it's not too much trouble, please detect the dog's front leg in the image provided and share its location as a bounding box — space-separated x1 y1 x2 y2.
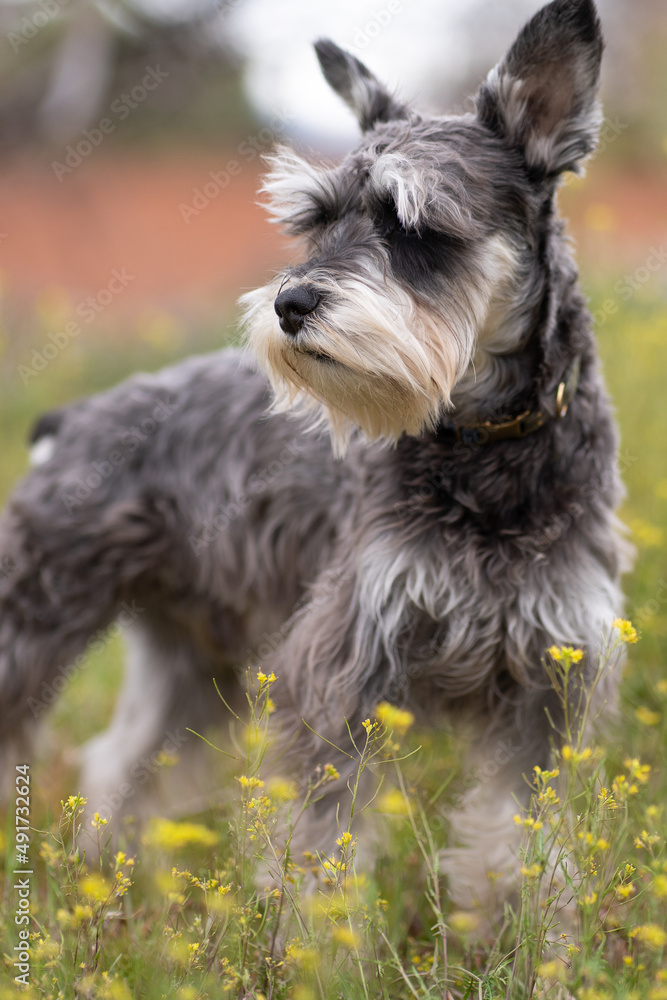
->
261 560 394 884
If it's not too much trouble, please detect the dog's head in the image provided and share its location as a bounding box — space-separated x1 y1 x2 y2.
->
242 0 603 454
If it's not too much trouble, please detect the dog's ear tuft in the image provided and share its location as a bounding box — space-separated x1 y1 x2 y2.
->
476 0 603 179
314 39 408 132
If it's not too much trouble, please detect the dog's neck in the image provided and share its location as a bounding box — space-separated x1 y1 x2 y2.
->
437 355 580 446
448 217 586 430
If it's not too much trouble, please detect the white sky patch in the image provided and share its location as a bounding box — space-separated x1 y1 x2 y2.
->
225 0 483 149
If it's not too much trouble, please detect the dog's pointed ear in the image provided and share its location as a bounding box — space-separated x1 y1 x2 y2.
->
476 0 603 179
315 39 408 131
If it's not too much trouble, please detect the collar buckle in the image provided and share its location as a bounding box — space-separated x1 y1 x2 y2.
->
436 355 582 447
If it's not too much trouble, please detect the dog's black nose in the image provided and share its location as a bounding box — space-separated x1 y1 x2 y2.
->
274 285 320 335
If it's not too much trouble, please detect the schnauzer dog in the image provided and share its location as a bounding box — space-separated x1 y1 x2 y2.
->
0 0 629 919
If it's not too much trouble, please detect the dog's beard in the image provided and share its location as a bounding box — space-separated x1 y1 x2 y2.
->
242 267 475 455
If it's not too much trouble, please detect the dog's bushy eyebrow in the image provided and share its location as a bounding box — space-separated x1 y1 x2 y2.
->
262 140 487 241
367 150 478 239
261 146 354 234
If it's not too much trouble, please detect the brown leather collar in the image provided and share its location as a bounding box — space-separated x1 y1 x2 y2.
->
436 356 581 446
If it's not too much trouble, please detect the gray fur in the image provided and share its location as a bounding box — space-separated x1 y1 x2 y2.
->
0 0 628 922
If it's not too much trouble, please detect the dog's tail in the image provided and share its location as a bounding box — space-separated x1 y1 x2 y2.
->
0 419 178 802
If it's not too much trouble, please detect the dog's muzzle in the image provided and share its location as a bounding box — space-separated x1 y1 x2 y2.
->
274 284 320 335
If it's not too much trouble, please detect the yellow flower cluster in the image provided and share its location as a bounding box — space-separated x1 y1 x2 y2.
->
238 774 265 791
561 745 594 764
547 645 584 663
634 830 661 851
374 702 415 735
625 757 652 784
630 924 667 950
513 814 543 831
520 863 543 880
171 867 231 895
613 618 639 643
636 705 661 726
576 832 610 853
285 941 320 971
80 873 111 903
61 794 87 816
336 831 354 849
143 818 219 851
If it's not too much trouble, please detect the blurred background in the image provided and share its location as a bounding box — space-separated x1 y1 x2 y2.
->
0 0 665 756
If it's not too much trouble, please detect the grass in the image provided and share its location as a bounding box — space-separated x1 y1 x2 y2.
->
1 274 667 999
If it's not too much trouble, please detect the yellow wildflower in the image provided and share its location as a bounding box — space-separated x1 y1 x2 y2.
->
40 840 60 866
285 943 320 971
636 706 660 726
613 618 639 643
651 875 667 899
547 645 584 663
561 745 592 764
143 818 218 850
333 926 360 948
537 959 565 981
630 520 663 549
634 830 661 850
62 794 87 813
514 814 543 830
266 776 298 801
80 872 111 902
449 910 481 935
377 788 410 815
630 924 667 949
521 863 543 879
375 701 415 735
625 758 651 784
238 774 265 791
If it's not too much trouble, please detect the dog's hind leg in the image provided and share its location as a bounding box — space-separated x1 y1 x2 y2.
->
78 610 236 842
0 484 182 804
